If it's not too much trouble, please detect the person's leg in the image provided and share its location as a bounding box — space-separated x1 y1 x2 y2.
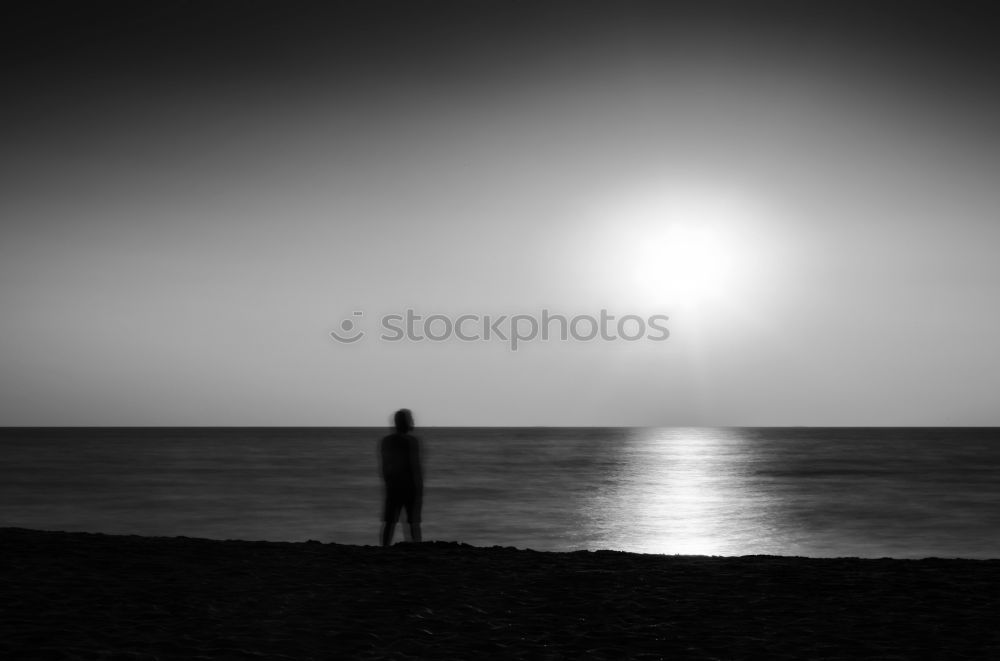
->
405 493 422 543
380 520 396 547
382 494 401 547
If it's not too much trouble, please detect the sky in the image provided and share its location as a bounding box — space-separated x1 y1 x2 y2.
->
2 1 999 426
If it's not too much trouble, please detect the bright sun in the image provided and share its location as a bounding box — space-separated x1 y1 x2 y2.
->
633 223 735 305
583 182 763 310
613 187 750 306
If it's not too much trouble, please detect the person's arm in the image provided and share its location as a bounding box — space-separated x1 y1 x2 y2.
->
409 436 423 489
377 437 386 482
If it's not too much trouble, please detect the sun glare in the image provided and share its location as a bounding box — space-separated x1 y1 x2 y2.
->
633 224 735 304
581 182 767 311
603 185 754 307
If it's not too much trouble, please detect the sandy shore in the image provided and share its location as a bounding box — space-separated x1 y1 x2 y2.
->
2 528 998 659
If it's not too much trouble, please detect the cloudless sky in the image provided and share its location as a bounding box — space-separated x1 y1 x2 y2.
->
2 1 999 425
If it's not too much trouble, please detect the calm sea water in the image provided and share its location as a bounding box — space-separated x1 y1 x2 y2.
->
1 427 998 558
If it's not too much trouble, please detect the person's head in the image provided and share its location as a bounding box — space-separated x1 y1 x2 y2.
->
393 408 414 433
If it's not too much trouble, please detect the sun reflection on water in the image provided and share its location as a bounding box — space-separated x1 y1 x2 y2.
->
585 427 782 555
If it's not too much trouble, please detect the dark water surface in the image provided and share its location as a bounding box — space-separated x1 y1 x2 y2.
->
2 427 998 557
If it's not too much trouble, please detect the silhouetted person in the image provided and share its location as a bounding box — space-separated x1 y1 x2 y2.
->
379 408 423 546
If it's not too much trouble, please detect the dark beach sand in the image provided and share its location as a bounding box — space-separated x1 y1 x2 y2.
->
2 528 998 660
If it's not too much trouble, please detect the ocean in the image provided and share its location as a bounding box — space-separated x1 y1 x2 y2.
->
1 427 998 558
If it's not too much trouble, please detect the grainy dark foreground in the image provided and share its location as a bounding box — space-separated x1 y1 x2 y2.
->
2 528 998 660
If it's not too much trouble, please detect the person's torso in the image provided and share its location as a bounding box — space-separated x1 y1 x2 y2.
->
381 433 417 486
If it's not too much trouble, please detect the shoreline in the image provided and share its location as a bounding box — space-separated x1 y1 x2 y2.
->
3 527 998 659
